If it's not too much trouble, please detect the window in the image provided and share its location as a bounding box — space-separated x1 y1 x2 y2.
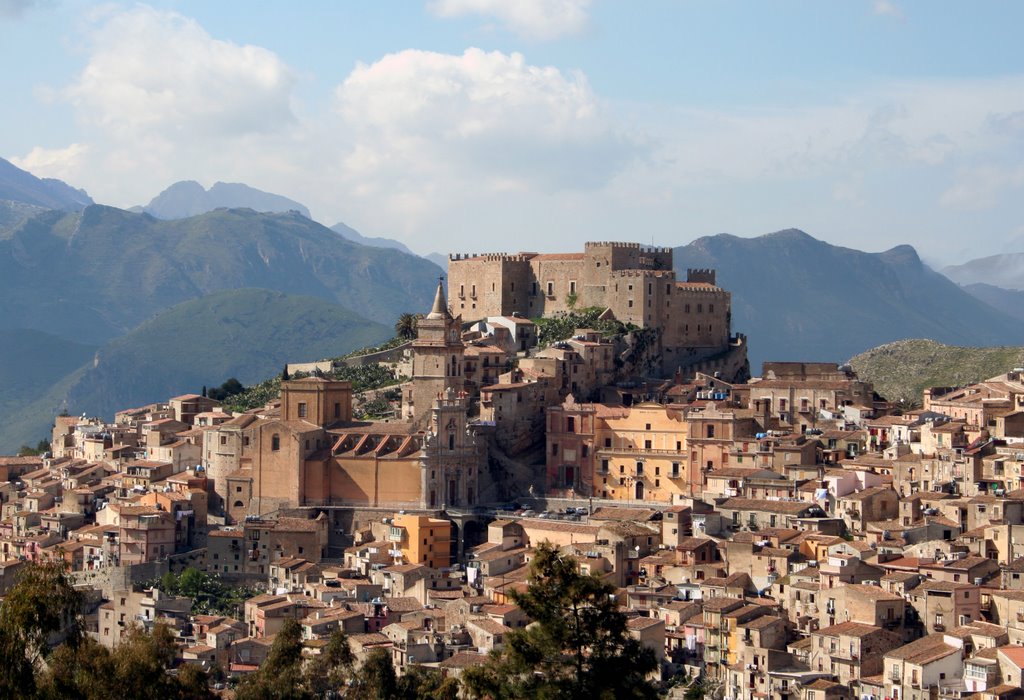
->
672 462 680 477
570 280 577 295
547 281 554 296
298 402 307 418
706 425 715 438
644 440 652 449
636 462 644 475
605 438 612 448
271 434 280 451
567 417 575 433
552 443 559 456
334 402 341 418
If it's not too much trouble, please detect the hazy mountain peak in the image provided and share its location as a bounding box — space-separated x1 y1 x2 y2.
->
0 156 93 211
140 180 311 220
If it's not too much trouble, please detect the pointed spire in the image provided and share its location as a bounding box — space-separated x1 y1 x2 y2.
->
426 276 451 320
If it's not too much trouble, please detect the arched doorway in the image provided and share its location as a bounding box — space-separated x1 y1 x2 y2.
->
635 481 644 501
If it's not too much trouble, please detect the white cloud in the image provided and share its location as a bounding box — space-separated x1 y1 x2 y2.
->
332 47 641 199
64 6 296 138
940 165 1024 211
11 143 89 181
429 0 591 39
872 0 904 20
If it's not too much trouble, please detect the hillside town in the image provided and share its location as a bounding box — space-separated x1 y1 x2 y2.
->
7 243 1024 699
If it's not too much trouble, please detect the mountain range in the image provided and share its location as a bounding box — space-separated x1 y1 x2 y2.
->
674 229 1024 370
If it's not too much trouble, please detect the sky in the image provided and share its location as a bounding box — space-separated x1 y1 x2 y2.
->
2 1 1023 265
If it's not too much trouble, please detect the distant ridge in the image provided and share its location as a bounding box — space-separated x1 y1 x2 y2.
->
674 228 1024 369
0 156 93 211
330 220 418 258
138 180 311 219
942 252 1024 291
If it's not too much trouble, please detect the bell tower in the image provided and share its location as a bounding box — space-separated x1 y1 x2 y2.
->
404 278 465 425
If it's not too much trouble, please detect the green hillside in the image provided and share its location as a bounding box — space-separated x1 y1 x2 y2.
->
61 288 391 421
0 289 390 451
848 339 1024 405
0 329 97 450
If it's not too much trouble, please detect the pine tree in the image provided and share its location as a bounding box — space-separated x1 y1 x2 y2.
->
462 543 658 700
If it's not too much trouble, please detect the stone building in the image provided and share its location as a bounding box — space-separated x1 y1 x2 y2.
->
447 241 746 379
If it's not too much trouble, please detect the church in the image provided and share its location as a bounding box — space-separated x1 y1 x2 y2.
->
222 280 487 519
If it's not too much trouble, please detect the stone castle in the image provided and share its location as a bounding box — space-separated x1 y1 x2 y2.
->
447 241 747 380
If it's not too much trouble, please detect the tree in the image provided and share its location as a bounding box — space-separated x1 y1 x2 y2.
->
0 560 82 698
462 543 657 700
236 619 310 700
396 666 460 700
305 629 355 698
347 648 397 700
394 313 419 341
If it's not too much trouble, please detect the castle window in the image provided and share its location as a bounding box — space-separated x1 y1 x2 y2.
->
334 402 341 418
271 434 280 451
298 402 307 418
491 282 495 291
567 417 575 433
459 284 464 297
628 300 633 308
666 284 671 294
697 304 703 313
570 280 577 295
685 304 690 313
471 284 476 297
510 282 515 291
547 281 554 296
709 304 714 312
628 284 633 291
449 433 455 450
648 283 652 295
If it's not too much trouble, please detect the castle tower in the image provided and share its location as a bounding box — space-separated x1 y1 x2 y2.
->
404 279 465 425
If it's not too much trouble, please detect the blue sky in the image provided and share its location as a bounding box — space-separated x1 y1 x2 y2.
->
2 0 1023 264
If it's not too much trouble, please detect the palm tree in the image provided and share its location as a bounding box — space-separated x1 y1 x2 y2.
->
394 313 419 340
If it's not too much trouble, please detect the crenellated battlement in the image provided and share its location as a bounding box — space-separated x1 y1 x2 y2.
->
585 241 673 254
686 268 717 285
449 252 534 262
